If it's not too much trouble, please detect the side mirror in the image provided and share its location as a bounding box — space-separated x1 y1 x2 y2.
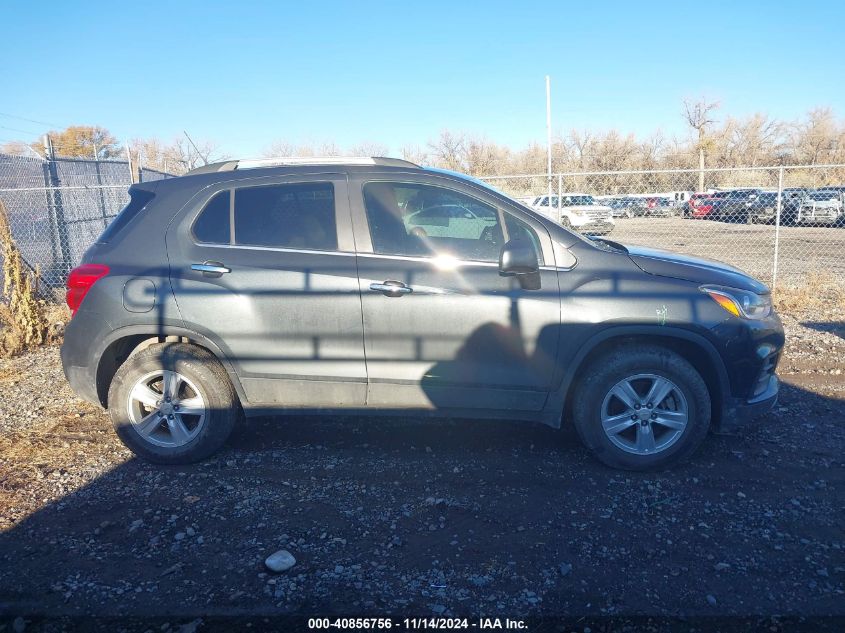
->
499 238 540 290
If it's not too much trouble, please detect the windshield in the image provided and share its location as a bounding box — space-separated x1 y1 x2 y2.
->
562 195 594 206
808 191 839 201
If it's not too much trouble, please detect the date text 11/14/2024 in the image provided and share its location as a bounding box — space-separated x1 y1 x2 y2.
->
307 618 528 630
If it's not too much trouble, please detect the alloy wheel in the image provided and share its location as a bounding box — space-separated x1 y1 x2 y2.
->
126 370 207 448
600 373 689 455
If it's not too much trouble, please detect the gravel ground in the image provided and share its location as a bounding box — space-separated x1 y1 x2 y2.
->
0 310 843 630
609 217 845 287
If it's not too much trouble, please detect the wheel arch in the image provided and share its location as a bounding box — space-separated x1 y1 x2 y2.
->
94 325 245 408
552 325 730 431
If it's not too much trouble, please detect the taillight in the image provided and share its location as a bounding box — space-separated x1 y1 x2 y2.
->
66 264 110 315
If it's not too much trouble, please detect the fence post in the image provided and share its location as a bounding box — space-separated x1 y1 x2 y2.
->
557 174 562 224
42 135 72 279
94 158 109 229
126 143 136 184
772 166 784 291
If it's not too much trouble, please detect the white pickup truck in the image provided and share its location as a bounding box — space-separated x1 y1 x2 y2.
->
797 190 845 226
529 193 615 235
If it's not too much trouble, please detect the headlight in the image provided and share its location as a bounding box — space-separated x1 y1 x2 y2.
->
700 285 772 319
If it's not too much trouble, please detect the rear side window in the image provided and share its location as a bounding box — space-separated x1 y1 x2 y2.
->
234 183 337 250
193 191 231 244
98 189 155 243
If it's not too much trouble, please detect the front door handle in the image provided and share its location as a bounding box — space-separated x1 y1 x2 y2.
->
191 261 231 276
370 280 413 297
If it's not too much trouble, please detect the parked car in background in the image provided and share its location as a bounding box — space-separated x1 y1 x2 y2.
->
782 187 809 202
688 193 714 218
605 196 641 218
61 156 784 471
796 190 844 226
747 192 800 225
671 191 693 207
640 196 679 217
531 194 615 235
403 203 498 240
708 189 761 223
815 185 845 197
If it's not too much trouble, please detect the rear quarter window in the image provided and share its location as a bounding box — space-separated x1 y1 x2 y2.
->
98 189 155 243
192 190 231 244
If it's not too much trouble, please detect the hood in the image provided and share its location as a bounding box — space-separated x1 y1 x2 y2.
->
624 245 769 294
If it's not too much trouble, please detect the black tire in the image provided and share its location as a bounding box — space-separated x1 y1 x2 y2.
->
571 345 711 470
108 343 238 464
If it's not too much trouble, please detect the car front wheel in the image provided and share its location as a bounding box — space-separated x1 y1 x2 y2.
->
572 345 711 470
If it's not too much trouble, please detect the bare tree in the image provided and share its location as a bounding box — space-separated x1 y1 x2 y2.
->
347 141 389 157
400 144 428 165
427 130 468 171
683 97 720 191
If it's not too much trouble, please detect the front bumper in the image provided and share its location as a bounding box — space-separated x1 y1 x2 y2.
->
798 209 841 224
709 310 784 432
718 374 779 433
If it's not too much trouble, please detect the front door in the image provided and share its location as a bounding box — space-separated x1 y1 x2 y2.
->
351 178 561 411
166 173 367 407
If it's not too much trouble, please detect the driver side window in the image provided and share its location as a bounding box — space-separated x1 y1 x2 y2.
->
362 182 542 264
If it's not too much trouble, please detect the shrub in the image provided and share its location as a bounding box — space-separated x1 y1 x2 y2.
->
0 198 59 357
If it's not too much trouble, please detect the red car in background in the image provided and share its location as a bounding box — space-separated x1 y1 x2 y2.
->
689 193 714 217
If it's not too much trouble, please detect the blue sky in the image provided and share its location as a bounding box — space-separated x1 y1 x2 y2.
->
1 0 843 157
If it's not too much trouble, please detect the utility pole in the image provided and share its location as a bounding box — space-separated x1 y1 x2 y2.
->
546 75 552 204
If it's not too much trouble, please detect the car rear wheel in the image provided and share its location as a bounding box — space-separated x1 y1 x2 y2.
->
108 342 238 464
571 345 711 470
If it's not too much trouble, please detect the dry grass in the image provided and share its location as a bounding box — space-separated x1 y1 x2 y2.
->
0 404 119 529
0 199 60 358
774 272 845 321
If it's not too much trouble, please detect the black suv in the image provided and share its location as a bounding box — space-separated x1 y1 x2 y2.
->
708 189 761 222
61 158 784 470
748 192 800 225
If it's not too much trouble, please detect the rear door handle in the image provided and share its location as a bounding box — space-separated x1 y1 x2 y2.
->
370 280 412 297
191 262 230 276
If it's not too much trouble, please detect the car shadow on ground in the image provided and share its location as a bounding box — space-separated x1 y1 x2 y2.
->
801 321 845 341
1 382 844 630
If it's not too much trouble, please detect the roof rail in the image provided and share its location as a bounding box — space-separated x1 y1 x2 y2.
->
186 156 419 175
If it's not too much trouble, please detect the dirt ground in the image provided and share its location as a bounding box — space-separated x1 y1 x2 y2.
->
0 302 843 632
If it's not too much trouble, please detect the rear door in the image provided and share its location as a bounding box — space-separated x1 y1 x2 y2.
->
349 174 561 411
166 172 367 407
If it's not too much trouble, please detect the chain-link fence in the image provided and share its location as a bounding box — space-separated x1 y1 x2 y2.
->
1 155 843 299
0 153 173 287
481 164 845 293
